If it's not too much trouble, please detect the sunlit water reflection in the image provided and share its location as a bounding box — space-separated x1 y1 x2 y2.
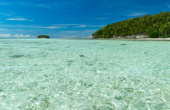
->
0 39 170 110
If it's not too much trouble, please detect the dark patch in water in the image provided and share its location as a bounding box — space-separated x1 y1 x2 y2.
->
43 74 49 77
144 52 148 54
79 80 93 87
121 44 127 45
79 55 84 57
85 62 94 66
68 60 73 62
67 60 73 65
10 55 24 58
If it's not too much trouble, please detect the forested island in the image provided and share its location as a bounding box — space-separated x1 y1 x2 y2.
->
37 35 50 38
92 11 170 39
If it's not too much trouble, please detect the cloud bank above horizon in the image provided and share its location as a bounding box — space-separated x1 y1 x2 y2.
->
0 34 34 38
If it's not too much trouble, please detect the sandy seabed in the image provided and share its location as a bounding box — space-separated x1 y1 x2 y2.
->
0 39 170 109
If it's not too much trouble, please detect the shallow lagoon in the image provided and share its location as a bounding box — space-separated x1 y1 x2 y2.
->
0 39 170 110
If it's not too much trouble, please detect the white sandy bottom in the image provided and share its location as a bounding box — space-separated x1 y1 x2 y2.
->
0 39 170 110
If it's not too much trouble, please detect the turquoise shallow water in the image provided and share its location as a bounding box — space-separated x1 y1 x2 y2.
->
0 39 170 110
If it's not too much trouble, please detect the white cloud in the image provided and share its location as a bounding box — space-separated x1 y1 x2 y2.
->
41 26 64 29
74 25 87 27
14 34 30 38
127 12 147 16
1 24 103 29
0 34 32 38
0 34 11 37
58 24 105 28
0 24 66 29
6 18 34 21
63 35 77 38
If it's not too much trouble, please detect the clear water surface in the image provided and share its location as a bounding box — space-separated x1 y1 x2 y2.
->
0 39 170 110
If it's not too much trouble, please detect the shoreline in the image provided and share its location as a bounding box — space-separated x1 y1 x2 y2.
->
95 38 170 41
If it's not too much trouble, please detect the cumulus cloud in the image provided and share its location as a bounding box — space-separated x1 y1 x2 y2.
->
0 34 32 38
6 18 34 21
14 34 30 38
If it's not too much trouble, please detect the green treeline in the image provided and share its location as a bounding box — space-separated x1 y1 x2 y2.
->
92 11 170 38
37 35 50 38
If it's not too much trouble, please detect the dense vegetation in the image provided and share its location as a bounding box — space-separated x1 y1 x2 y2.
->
92 11 170 38
37 35 50 38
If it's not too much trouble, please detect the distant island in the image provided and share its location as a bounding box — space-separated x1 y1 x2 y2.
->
92 11 170 39
37 35 50 38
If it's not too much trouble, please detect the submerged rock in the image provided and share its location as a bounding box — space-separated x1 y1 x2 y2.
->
10 55 24 58
79 55 84 57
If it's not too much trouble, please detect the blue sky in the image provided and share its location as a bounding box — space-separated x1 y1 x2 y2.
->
0 0 170 38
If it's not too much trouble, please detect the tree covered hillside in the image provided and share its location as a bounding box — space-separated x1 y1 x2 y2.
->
92 11 170 38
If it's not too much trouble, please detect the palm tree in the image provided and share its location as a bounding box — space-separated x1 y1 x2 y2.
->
164 24 167 36
167 22 170 37
153 24 157 31
159 26 165 37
